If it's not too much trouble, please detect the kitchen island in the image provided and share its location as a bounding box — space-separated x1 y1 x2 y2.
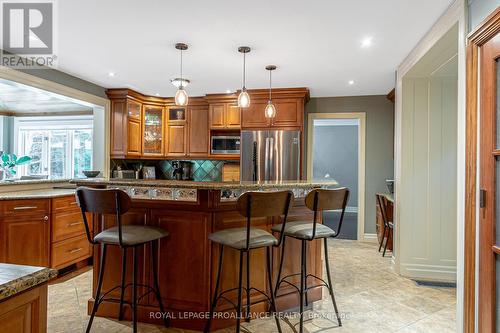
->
72 178 338 330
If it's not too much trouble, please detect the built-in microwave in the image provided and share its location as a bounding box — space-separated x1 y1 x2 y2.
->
211 136 240 154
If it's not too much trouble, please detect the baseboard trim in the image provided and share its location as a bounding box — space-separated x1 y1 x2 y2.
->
362 233 378 242
399 262 457 282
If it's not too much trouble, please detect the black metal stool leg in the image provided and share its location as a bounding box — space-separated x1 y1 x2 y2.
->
151 240 169 328
304 243 309 307
204 245 224 333
324 238 342 326
383 229 391 257
235 251 244 333
266 247 282 333
118 247 127 321
132 246 138 333
86 243 107 333
245 251 251 322
299 240 306 333
274 236 287 297
378 225 387 252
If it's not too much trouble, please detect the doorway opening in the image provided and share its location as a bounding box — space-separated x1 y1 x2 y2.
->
307 112 366 240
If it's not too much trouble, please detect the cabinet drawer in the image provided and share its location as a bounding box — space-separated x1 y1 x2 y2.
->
52 211 91 242
0 199 50 217
52 195 79 213
51 235 92 269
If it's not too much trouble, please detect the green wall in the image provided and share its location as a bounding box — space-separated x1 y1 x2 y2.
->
305 95 395 235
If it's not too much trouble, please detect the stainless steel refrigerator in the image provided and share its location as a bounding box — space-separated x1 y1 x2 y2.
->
240 130 300 181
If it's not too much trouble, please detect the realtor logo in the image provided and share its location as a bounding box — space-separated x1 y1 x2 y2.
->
1 1 57 68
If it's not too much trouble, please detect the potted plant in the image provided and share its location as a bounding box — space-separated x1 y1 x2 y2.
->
0 153 32 181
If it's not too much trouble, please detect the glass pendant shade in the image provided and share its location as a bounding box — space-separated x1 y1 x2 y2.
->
264 101 276 118
238 89 250 108
175 87 188 106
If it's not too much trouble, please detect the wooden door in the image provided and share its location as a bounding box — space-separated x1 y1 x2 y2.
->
209 104 226 129
142 105 164 157
1 216 50 267
166 124 187 157
479 32 500 332
126 100 142 157
241 101 270 129
226 103 241 128
188 107 209 157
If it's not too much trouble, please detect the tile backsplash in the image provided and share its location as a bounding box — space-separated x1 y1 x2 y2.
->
111 159 231 182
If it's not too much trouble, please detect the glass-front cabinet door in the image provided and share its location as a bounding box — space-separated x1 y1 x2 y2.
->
142 105 164 156
479 33 500 332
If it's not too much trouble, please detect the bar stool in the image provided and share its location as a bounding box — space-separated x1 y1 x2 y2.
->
76 187 170 333
204 190 294 333
272 187 349 332
376 194 393 257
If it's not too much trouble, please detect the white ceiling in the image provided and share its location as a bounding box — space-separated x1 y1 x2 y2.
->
56 0 455 98
0 79 92 114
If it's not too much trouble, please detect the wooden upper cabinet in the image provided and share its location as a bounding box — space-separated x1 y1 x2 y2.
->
226 103 241 128
188 107 209 157
166 124 187 157
241 98 303 129
271 98 303 128
109 98 143 158
241 101 270 129
209 104 226 128
126 100 142 157
209 103 241 129
142 105 164 157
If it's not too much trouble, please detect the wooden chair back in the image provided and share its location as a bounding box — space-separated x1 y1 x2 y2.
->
75 187 132 246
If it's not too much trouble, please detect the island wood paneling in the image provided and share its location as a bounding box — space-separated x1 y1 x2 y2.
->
85 188 322 331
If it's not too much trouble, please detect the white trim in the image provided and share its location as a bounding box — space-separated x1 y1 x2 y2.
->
363 233 378 243
399 263 457 283
0 66 110 176
307 112 366 241
395 1 465 331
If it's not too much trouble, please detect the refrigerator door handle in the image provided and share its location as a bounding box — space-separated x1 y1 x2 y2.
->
268 136 274 181
264 137 270 181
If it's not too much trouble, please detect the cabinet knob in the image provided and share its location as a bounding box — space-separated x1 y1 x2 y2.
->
43 216 49 222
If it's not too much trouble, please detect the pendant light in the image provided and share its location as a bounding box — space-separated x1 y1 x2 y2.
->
237 46 251 108
174 43 189 106
264 65 277 118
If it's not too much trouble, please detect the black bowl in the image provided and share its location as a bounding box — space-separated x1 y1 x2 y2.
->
83 170 100 178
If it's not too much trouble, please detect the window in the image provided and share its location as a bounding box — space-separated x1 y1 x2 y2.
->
16 117 93 179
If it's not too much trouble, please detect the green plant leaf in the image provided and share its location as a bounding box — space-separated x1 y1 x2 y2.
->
16 156 32 165
1 154 9 164
12 154 17 163
10 169 16 175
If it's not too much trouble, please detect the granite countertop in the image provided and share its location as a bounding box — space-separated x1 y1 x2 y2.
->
0 263 57 301
71 178 339 190
0 188 76 200
0 179 71 187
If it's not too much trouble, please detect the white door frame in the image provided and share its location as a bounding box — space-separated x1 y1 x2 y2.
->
307 112 366 241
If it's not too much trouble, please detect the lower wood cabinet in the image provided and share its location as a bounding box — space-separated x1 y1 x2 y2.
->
0 284 48 333
0 195 93 270
0 215 50 267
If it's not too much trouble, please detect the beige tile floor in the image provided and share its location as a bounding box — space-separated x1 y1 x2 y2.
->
47 240 456 332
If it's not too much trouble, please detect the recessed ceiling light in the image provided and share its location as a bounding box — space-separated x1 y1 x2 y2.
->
108 72 115 77
348 80 355 85
361 37 373 48
226 89 232 94
155 93 160 96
